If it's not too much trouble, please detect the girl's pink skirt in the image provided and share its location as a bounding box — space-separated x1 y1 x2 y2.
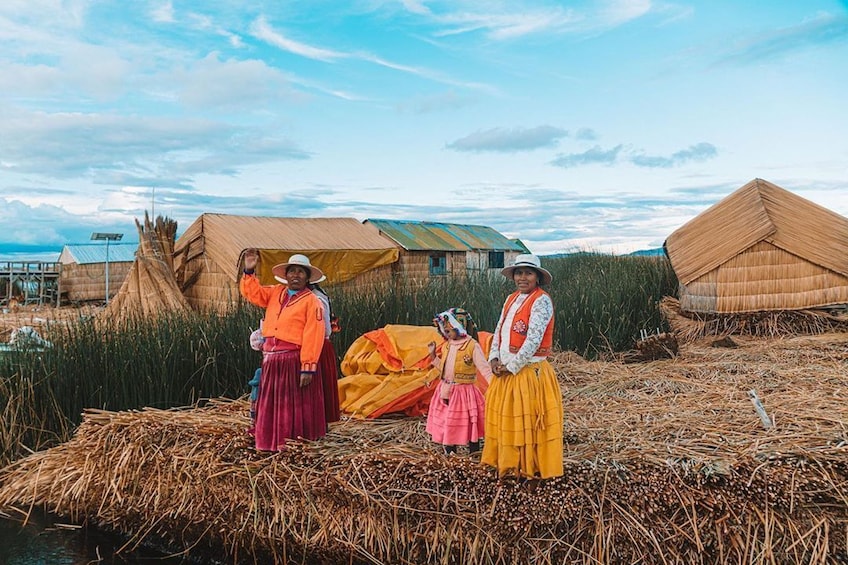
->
255 348 326 451
425 382 485 446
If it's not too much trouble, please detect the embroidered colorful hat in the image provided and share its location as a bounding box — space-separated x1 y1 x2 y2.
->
433 307 478 339
271 253 324 284
501 253 552 286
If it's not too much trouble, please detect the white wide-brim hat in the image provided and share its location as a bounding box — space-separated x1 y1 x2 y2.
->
501 253 552 286
271 253 324 284
274 273 327 285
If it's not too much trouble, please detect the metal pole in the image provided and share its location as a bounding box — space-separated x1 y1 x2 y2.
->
105 238 111 305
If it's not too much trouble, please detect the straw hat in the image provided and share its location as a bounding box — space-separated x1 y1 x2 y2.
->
501 254 552 286
271 254 324 284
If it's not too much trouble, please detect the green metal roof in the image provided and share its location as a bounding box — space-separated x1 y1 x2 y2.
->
365 219 525 252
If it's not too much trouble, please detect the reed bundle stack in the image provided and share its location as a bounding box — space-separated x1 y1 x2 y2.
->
0 334 846 564
661 296 848 342
101 213 190 321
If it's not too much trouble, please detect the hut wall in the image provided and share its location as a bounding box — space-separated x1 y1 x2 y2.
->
180 257 240 312
680 241 848 314
393 251 466 284
60 262 132 303
678 270 718 313
465 250 521 271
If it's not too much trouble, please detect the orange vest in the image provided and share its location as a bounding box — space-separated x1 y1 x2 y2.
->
501 287 554 357
438 339 478 384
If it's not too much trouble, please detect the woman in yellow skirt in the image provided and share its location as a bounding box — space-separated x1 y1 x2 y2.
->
483 254 563 479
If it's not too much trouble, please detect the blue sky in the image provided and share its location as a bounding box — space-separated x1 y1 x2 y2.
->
1 0 847 261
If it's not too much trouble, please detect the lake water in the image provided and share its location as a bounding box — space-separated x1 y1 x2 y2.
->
0 511 216 564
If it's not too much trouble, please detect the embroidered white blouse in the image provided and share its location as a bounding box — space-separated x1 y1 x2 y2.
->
488 292 554 375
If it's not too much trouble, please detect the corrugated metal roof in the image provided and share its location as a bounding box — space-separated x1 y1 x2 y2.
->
364 219 525 252
60 243 137 265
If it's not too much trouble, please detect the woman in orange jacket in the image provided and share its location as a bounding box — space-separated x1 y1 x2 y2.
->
240 249 327 451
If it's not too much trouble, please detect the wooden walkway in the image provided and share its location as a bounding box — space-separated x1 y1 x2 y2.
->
0 262 61 308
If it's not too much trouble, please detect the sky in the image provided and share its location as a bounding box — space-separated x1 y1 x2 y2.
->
1 0 847 261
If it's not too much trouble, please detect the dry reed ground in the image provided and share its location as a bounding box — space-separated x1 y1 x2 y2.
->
0 333 846 564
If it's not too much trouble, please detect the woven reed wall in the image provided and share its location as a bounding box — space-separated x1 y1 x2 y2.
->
679 241 848 314
182 264 239 312
678 270 718 313
395 251 466 284
60 262 133 303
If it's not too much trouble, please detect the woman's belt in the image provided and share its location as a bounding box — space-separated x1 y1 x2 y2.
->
262 337 300 353
452 373 477 384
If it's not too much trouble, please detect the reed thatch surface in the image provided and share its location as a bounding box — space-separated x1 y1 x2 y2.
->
665 178 848 314
1 333 847 564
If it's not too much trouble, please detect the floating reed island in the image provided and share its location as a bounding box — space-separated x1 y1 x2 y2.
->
1 333 847 564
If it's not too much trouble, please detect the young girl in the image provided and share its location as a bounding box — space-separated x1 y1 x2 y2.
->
425 308 493 455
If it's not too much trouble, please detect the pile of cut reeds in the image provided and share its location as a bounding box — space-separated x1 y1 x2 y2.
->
0 333 847 564
661 296 848 342
101 212 190 322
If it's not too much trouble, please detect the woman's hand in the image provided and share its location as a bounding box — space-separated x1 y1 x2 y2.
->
427 341 437 358
299 372 313 388
243 248 259 271
490 358 506 376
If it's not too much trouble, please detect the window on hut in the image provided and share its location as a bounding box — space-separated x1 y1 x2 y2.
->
429 253 447 276
488 251 504 269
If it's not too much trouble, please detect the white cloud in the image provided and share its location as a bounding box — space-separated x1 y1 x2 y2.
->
151 1 175 24
250 16 348 62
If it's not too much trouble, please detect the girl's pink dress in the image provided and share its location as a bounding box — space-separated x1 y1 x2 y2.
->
425 336 492 446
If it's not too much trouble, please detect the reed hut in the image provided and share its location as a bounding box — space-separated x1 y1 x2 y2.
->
58 242 136 304
173 214 400 311
664 178 848 314
363 219 525 283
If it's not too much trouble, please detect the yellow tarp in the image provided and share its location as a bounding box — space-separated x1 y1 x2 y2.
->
338 325 492 420
338 325 441 419
257 249 398 285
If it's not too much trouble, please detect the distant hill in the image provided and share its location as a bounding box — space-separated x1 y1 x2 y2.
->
0 243 63 262
627 247 665 257
542 247 665 259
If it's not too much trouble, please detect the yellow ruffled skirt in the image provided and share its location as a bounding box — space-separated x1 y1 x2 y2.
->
481 360 563 479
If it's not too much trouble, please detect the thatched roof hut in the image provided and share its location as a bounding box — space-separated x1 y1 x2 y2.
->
173 214 400 311
664 178 848 314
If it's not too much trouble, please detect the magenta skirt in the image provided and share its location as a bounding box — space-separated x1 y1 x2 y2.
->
425 382 485 446
319 338 341 424
255 349 326 451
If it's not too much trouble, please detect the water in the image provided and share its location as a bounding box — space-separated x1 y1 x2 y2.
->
0 511 211 564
